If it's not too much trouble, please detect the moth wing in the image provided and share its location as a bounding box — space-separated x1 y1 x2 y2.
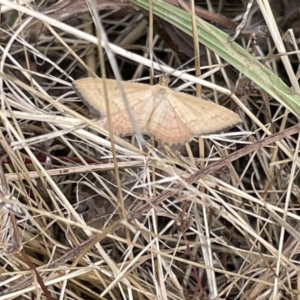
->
147 96 193 144
168 90 241 135
109 92 155 135
73 78 153 115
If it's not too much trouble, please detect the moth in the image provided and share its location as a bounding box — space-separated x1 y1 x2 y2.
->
73 77 241 144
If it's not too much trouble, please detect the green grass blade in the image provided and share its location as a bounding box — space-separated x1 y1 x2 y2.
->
131 0 300 118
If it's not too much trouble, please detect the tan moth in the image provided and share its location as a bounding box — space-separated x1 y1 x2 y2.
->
73 77 241 144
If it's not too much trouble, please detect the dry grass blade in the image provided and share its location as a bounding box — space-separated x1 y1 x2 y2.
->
0 1 299 300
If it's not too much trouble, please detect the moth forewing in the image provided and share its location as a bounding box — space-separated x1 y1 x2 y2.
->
169 90 242 135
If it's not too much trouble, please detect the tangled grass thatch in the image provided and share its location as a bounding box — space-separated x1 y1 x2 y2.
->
0 0 299 299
